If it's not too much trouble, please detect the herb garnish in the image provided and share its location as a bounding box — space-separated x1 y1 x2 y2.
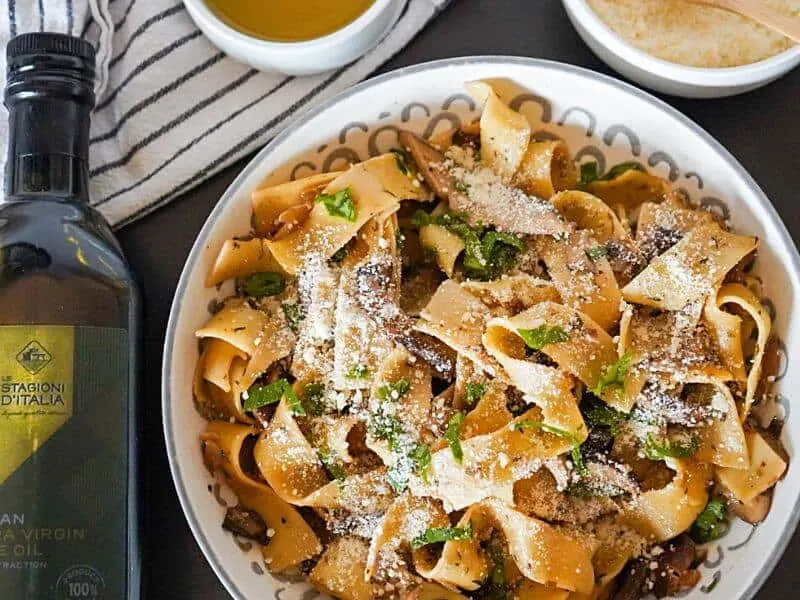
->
390 147 415 177
453 180 470 193
690 498 728 544
318 449 347 482
368 407 404 444
412 209 524 280
281 302 303 334
465 382 487 407
330 246 349 265
579 160 645 188
517 324 570 351
346 364 369 379
578 161 600 188
411 524 473 549
240 272 285 298
514 420 588 476
592 352 632 397
302 383 326 417
446 412 465 463
585 404 628 435
376 378 412 402
410 443 432 483
586 245 609 261
643 434 698 461
243 378 302 415
488 544 506 599
316 187 356 222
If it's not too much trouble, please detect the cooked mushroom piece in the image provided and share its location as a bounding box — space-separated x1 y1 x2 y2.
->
222 505 268 544
355 259 456 380
398 130 456 201
615 558 648 600
652 534 702 598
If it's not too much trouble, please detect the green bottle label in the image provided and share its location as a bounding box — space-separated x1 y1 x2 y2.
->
0 326 129 599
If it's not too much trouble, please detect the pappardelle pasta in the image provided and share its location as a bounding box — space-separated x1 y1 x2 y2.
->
194 81 787 600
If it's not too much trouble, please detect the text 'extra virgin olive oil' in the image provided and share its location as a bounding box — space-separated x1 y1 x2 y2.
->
0 34 140 599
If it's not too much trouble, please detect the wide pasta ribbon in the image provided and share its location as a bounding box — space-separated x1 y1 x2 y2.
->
534 229 622 331
416 407 574 511
623 219 757 310
268 162 400 274
416 498 594 594
487 301 632 413
195 299 294 421
622 458 710 543
200 421 322 572
715 283 772 418
416 280 503 377
483 313 589 435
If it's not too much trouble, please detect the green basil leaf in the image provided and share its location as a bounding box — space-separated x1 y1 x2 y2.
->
446 412 465 463
601 161 646 181
319 448 347 482
302 383 326 417
330 246 349 265
368 408 403 445
285 384 304 416
579 161 600 187
585 404 628 435
517 324 569 350
244 379 290 411
514 420 588 476
390 147 416 177
316 187 357 221
465 382 487 407
346 364 369 379
410 443 432 483
690 498 728 544
585 245 609 261
281 302 303 334
411 524 473 549
592 352 632 397
376 378 411 402
489 544 506 599
241 272 286 298
643 434 698 461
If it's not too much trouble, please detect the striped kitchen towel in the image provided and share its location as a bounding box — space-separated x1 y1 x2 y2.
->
0 0 449 228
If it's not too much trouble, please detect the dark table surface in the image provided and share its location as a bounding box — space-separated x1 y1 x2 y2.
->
118 0 800 598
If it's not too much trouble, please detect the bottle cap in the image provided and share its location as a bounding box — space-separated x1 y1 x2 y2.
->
5 33 96 107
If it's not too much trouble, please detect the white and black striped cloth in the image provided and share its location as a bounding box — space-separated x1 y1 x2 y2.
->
0 0 449 227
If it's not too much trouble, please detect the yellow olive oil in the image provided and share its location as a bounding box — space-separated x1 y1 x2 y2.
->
205 0 376 42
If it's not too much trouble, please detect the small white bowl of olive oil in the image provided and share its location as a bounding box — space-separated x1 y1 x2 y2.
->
182 0 406 76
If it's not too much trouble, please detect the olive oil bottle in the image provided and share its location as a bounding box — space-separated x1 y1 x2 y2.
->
0 34 140 599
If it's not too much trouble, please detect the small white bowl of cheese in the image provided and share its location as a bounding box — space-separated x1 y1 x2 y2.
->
562 0 800 98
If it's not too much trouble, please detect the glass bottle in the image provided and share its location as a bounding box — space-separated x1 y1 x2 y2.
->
0 33 140 600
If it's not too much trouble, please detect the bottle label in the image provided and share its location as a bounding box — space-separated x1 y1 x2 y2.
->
0 326 129 599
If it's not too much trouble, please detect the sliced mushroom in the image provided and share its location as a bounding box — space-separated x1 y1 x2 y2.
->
355 259 455 380
222 506 268 544
400 131 566 237
398 130 456 201
615 558 648 600
652 535 702 599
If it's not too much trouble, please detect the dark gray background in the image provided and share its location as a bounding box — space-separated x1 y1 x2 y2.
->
120 0 800 597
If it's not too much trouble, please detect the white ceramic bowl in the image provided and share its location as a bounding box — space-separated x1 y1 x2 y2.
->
181 0 406 76
163 57 800 600
562 0 800 98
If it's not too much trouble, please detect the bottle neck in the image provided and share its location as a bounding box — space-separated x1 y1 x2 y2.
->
6 96 91 200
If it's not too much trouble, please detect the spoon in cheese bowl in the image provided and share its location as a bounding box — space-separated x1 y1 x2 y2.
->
684 0 800 43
